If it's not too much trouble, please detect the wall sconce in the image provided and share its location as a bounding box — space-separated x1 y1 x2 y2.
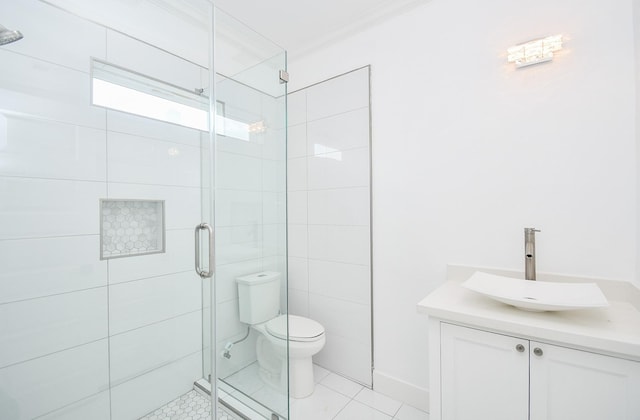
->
507 34 563 68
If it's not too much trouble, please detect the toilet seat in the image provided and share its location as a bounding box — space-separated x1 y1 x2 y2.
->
266 315 324 342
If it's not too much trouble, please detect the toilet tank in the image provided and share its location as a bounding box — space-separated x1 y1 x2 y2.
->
236 271 281 324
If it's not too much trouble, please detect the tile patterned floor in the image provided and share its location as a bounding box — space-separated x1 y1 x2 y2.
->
141 365 430 420
139 390 240 420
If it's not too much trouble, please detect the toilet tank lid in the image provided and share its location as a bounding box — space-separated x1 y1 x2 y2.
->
266 314 324 340
236 271 280 285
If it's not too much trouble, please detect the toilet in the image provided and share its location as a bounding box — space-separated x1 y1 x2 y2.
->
236 271 326 399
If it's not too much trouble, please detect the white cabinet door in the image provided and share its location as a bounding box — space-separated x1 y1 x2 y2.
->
440 323 529 420
530 341 640 420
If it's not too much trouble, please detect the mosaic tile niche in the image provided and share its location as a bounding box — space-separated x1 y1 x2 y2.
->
100 199 165 259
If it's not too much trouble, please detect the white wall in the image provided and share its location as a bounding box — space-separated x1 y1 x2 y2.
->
288 0 638 402
287 68 372 386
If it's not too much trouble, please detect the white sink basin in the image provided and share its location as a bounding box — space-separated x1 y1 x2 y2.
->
462 272 609 312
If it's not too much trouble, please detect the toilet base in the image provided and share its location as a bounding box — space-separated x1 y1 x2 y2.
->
289 356 314 399
255 332 326 398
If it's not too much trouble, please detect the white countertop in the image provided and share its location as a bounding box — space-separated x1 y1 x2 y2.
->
417 266 640 362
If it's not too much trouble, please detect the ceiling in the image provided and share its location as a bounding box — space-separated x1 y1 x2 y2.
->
211 0 427 56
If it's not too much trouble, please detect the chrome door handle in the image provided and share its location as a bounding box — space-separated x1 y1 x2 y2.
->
194 223 214 278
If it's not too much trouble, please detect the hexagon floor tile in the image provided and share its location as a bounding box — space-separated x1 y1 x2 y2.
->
139 390 240 420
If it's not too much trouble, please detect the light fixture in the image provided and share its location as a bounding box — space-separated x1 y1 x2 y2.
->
507 34 563 68
248 120 266 134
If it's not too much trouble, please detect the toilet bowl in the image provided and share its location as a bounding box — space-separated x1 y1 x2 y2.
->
236 272 326 398
254 314 325 398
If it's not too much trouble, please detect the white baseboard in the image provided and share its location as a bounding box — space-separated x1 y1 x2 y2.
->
372 370 429 412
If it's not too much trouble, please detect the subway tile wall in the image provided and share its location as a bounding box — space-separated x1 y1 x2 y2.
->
287 68 373 386
0 1 205 418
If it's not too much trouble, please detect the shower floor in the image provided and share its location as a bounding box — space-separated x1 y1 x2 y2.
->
139 390 240 420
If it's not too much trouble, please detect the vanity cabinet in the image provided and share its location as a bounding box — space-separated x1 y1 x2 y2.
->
438 322 640 420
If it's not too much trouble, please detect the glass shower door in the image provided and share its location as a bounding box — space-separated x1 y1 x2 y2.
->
204 6 289 420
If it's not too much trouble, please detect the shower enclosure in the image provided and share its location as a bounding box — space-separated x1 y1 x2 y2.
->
0 1 288 419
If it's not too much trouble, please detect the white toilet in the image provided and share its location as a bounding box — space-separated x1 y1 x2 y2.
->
237 271 326 399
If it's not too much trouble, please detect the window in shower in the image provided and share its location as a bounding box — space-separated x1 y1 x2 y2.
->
91 58 209 131
91 58 256 141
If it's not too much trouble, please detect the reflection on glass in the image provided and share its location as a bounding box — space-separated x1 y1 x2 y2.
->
314 144 343 160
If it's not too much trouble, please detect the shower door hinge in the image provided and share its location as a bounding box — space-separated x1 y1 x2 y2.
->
279 69 289 84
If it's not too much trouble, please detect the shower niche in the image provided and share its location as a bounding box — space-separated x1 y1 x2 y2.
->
100 198 165 259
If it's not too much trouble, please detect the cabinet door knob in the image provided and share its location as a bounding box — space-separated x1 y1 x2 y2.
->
516 344 525 352
533 347 543 356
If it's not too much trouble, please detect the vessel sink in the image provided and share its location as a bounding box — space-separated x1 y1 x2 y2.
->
462 272 609 312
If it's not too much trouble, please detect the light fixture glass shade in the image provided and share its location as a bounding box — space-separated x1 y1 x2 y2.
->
507 34 563 68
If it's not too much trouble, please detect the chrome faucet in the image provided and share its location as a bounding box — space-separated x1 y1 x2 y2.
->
524 228 541 280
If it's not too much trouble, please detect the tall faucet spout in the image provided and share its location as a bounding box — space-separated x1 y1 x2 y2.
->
524 228 540 280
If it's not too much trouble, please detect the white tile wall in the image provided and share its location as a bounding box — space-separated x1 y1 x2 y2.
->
109 311 202 385
263 191 285 225
307 147 370 190
288 123 308 158
0 0 106 72
308 225 371 265
107 131 201 187
108 183 200 230
216 299 245 340
309 260 371 305
288 225 309 258
110 351 202 420
0 50 105 128
216 151 264 191
306 69 370 121
107 111 202 148
107 229 193 284
314 333 372 386
287 90 307 127
308 187 370 226
288 257 310 291
288 190 308 225
307 107 370 152
288 289 310 317
262 224 283 258
309 293 371 345
0 177 105 240
106 30 203 91
0 113 107 181
214 225 263 265
108 271 201 335
287 68 372 386
215 190 263 227
0 235 106 304
0 339 109 420
287 156 308 191
0 288 107 368
262 159 283 192
37 391 111 420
